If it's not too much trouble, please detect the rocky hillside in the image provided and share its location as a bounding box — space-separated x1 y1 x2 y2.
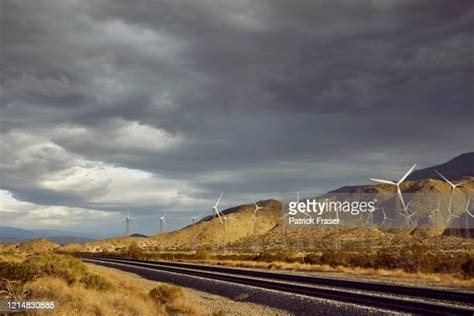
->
59 199 282 253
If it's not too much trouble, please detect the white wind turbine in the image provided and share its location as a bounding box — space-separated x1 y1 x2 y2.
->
380 208 392 227
212 193 224 223
399 199 416 226
370 164 416 213
465 197 473 218
462 196 473 239
446 210 460 224
251 196 266 234
427 196 441 226
432 196 441 214
400 210 416 226
434 170 464 223
125 212 132 236
210 193 226 251
158 211 167 234
192 214 204 226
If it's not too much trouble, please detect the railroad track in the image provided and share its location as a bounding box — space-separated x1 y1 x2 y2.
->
81 256 474 315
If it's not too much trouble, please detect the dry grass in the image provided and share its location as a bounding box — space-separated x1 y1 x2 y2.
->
27 276 162 316
0 251 198 316
183 259 474 288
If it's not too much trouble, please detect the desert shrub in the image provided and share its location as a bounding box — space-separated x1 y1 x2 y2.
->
319 251 340 266
256 250 300 263
193 250 211 260
80 273 114 291
304 253 323 264
0 279 30 300
23 253 88 284
461 257 474 279
149 285 183 305
128 243 146 259
0 261 38 283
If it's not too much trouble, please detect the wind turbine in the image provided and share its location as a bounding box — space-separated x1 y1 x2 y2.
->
463 196 472 239
431 196 441 214
251 196 265 234
399 199 416 226
426 196 441 226
192 214 204 226
380 208 392 227
465 197 473 218
400 211 416 226
212 193 224 223
125 212 132 236
252 196 265 217
370 164 416 212
434 170 465 223
159 211 167 234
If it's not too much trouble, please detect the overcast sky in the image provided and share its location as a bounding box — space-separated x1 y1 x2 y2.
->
1 0 473 236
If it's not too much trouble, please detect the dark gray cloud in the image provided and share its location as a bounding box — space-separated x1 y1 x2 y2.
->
1 0 473 233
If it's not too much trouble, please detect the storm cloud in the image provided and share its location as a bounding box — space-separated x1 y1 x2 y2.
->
1 0 473 234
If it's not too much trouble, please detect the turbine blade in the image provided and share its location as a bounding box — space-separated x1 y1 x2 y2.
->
216 192 223 207
397 187 407 211
454 181 468 187
215 208 223 223
399 164 416 183
251 196 258 208
296 191 300 202
370 178 396 185
434 170 454 187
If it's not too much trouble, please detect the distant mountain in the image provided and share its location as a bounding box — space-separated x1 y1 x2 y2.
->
129 233 148 238
31 229 101 239
407 152 474 181
0 226 98 245
328 185 365 194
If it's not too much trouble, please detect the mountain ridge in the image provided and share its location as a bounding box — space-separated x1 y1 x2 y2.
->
0 226 98 245
407 152 474 181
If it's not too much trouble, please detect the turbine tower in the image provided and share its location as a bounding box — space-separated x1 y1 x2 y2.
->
211 193 224 252
399 199 416 227
434 170 465 223
251 196 265 234
370 164 416 213
380 208 392 227
125 212 133 236
159 211 167 234
464 197 473 239
212 193 224 223
465 197 473 218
